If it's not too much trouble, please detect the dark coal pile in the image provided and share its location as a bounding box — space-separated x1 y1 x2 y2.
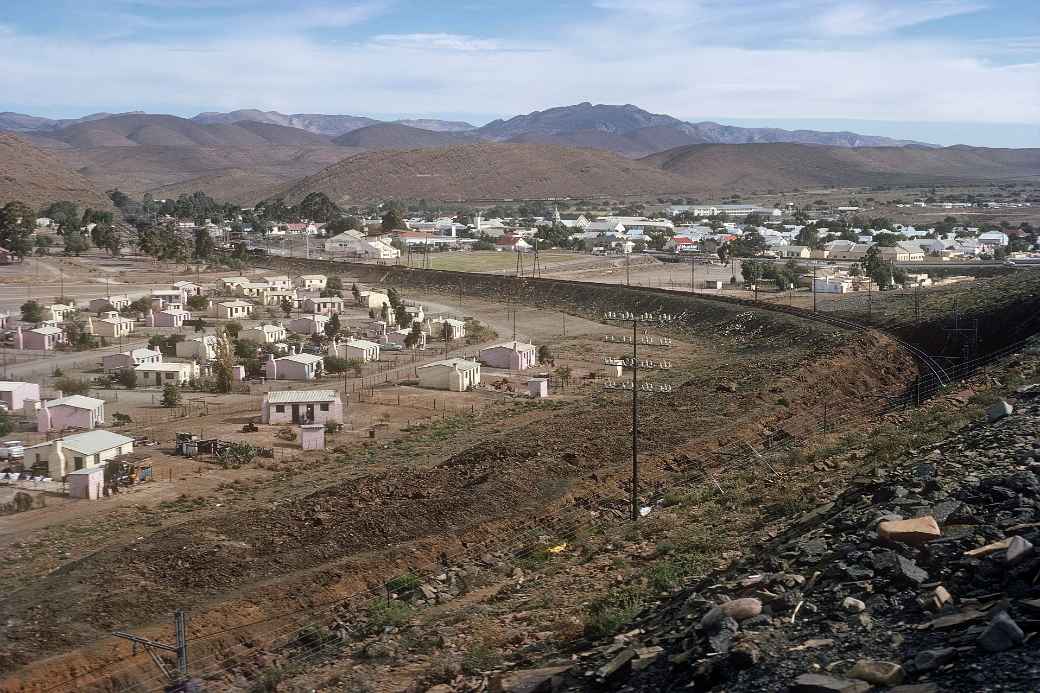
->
538 393 1040 692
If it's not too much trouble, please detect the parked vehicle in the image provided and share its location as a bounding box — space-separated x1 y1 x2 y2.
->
0 441 25 460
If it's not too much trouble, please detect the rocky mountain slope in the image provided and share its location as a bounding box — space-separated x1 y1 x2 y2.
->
274 143 698 204
332 123 479 149
0 132 112 209
641 142 1040 191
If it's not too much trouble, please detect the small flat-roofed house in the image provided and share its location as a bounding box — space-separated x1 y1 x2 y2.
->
386 327 426 349
478 341 538 370
151 308 189 328
342 338 380 362
134 361 199 386
357 290 391 310
175 335 218 362
0 381 40 412
428 317 466 341
417 358 481 391
216 300 252 320
261 389 342 425
92 312 135 339
18 325 64 350
238 282 270 299
37 394 105 433
45 303 77 323
263 275 292 291
288 314 330 335
89 295 131 312
240 323 287 344
25 429 135 480
103 347 163 371
173 280 204 296
265 352 323 381
295 275 327 290
218 276 250 291
151 289 186 309
302 296 344 315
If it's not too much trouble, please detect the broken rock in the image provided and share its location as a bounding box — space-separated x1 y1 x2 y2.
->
720 597 763 621
790 673 870 693
1006 535 1034 564
977 611 1025 653
489 665 573 693
847 660 905 687
985 399 1013 423
913 647 956 672
842 597 866 613
877 515 941 546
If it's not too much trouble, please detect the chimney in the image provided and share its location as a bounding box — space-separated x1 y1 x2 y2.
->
149 310 156 328
15 326 23 350
37 403 51 434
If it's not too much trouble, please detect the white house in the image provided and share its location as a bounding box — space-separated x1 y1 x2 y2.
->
45 303 77 323
288 314 330 335
103 348 162 372
978 231 1010 248
240 323 288 344
175 336 218 362
303 296 344 315
263 275 293 291
265 352 323 381
134 361 199 386
295 275 327 290
25 429 135 480
417 358 481 392
216 300 253 320
341 338 380 362
173 280 204 296
323 230 367 252
218 276 251 292
91 312 135 339
478 341 538 370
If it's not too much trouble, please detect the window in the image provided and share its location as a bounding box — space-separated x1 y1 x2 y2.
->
319 403 329 412
275 405 285 413
74 457 84 470
165 372 175 380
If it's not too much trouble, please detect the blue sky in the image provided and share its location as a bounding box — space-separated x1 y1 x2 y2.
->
1 0 1038 146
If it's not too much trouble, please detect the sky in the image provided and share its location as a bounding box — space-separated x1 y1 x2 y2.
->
1 0 1038 146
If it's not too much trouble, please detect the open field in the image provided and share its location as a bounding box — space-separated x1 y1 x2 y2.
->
418 251 584 273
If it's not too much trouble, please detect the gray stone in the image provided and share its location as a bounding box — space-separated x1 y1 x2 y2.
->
789 673 870 693
986 399 1013 423
913 647 956 672
1006 535 1034 564
847 660 905 687
842 597 866 613
596 648 635 679
489 665 573 693
708 617 739 653
977 611 1025 653
873 551 929 585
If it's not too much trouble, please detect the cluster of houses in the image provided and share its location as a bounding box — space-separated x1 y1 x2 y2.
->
666 222 1019 262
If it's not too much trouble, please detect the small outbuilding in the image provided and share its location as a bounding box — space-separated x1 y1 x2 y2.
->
134 361 199 386
0 381 41 412
67 465 105 500
288 314 330 335
265 352 323 381
478 341 538 371
103 348 162 372
217 300 252 320
38 395 106 433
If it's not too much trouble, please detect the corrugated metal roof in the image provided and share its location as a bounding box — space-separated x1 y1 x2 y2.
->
60 430 135 455
265 390 339 404
278 353 323 364
418 358 480 370
0 381 34 390
45 395 104 410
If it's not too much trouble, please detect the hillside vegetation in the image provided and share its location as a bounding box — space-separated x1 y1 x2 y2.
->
0 133 112 209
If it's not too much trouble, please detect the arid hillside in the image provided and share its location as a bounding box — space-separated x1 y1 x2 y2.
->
0 133 112 209
275 143 697 204
642 142 1040 191
332 122 479 149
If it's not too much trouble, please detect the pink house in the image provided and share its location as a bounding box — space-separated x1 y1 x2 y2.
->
0 381 41 412
37 395 106 433
261 390 342 425
17 325 64 350
150 308 190 328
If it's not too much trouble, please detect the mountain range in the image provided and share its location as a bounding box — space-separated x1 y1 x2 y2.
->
1 103 1036 208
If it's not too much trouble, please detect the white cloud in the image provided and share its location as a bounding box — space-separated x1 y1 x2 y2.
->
368 33 512 52
815 1 986 37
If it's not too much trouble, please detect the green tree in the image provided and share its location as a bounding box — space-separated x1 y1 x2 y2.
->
42 201 79 229
0 201 35 257
537 344 554 364
280 297 293 318
211 331 236 394
327 276 343 291
20 300 43 323
741 259 764 283
324 312 341 339
62 229 91 256
116 368 137 389
187 294 209 311
224 321 242 338
298 192 341 223
193 227 215 260
351 282 360 302
325 216 362 235
161 383 181 408
404 322 423 348
381 209 404 233
0 410 11 437
872 232 901 247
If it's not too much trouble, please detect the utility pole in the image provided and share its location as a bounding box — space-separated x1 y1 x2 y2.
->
812 261 817 313
691 257 696 293
915 282 921 322
113 610 189 685
603 311 677 521
625 251 630 286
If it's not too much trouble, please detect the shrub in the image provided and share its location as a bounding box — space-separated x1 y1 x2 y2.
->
160 383 181 408
115 368 137 389
54 376 90 395
583 587 644 639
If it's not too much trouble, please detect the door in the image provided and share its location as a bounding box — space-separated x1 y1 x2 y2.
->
306 404 315 422
291 404 300 424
